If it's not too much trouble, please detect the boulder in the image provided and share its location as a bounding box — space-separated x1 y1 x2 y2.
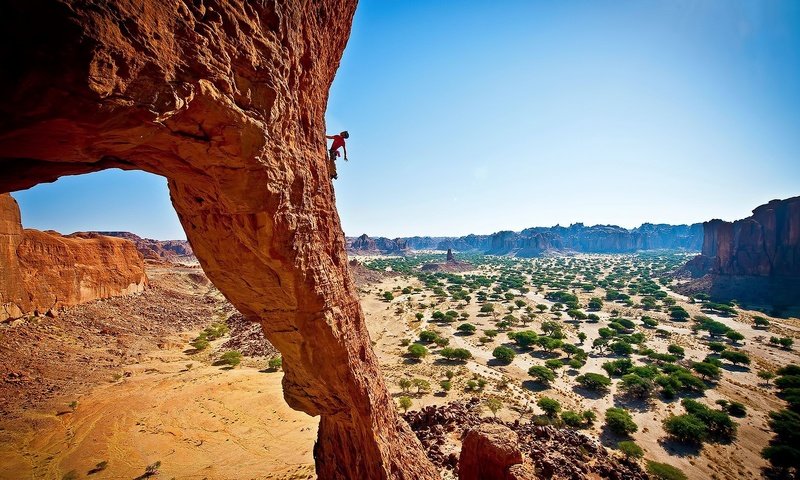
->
459 423 530 480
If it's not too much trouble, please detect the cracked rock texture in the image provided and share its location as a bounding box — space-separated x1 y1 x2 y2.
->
0 194 147 321
0 1 437 478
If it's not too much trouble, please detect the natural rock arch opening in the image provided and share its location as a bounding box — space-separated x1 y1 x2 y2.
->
0 1 437 478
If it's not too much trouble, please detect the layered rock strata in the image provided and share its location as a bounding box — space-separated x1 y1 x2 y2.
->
0 194 147 321
678 196 800 308
0 1 436 478
95 231 195 263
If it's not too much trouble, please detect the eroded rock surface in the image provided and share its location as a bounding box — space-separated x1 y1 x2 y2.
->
0 194 147 321
95 231 195 263
0 1 436 478
405 400 648 480
458 424 528 480
678 196 800 309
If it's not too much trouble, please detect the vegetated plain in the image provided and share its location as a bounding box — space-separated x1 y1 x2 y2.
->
2 252 798 479
358 251 800 480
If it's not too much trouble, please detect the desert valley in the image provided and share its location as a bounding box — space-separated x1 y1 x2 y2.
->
1 1 799 479
1 191 799 479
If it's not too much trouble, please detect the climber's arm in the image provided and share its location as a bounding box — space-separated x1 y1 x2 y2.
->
343 145 348 160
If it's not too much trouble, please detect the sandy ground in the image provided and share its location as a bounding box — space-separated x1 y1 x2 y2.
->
358 254 800 480
0 330 317 480
2 254 798 479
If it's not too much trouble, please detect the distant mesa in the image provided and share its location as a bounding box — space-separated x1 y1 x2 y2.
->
93 231 195 264
0 194 148 321
676 195 800 312
347 223 702 257
347 233 408 255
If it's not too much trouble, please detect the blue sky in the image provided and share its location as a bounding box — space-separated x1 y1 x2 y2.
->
13 0 800 239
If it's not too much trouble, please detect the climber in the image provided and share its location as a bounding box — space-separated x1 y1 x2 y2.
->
326 131 349 179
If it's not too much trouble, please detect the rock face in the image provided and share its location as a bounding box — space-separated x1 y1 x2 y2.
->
349 223 702 256
348 233 408 255
0 2 436 478
95 232 195 263
405 399 648 480
678 196 800 309
0 194 147 321
458 424 528 480
694 197 800 277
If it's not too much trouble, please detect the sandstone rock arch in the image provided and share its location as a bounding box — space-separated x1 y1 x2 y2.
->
0 1 437 478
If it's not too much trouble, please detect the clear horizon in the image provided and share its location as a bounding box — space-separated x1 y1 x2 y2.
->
11 0 800 240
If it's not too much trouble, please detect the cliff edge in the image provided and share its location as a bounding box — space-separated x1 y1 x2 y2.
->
677 196 800 311
0 193 147 321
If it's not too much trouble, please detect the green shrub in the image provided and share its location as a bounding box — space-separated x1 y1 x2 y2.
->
220 351 242 367
667 344 685 357
268 356 283 370
692 361 721 380
439 347 472 361
492 346 515 364
513 330 538 349
605 407 637 435
561 410 583 427
576 373 611 392
617 440 644 459
528 365 555 384
663 414 707 443
191 336 210 351
720 349 750 366
457 323 477 335
646 461 687 480
407 343 428 359
620 374 655 399
419 330 438 343
398 396 412 412
537 397 561 418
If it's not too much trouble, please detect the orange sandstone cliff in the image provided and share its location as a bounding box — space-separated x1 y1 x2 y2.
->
0 1 438 478
0 193 147 321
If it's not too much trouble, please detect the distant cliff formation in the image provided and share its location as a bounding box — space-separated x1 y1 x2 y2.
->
0 194 148 321
94 231 195 263
348 223 702 257
678 196 800 309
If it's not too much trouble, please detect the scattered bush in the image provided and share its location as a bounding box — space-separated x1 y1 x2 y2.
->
663 414 707 443
619 373 655 399
561 410 583 427
576 373 612 392
407 343 428 360
268 356 283 371
220 351 242 367
492 346 516 364
537 397 561 418
456 323 477 335
398 396 412 412
617 440 644 460
528 365 556 384
439 347 472 362
720 349 751 366
605 407 637 435
418 330 438 343
646 461 687 480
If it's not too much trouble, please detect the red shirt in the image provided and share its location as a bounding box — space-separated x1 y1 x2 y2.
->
330 135 346 150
